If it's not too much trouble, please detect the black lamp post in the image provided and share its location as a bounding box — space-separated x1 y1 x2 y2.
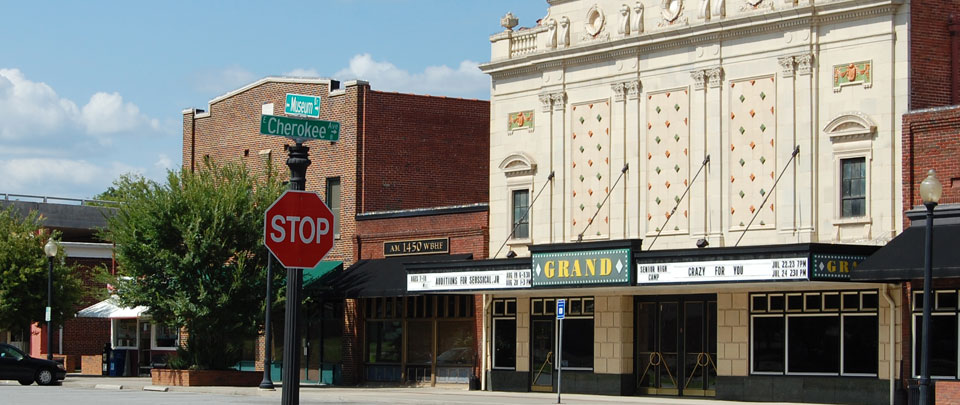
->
43 238 58 361
918 169 942 405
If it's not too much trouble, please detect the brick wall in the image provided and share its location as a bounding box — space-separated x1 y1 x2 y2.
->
910 0 960 109
360 92 489 213
901 105 960 228
355 210 488 260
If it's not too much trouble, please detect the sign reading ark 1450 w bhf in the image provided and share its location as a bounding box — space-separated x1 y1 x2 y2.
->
260 114 340 142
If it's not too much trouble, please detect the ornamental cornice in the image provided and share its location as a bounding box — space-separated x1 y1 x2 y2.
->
481 0 901 79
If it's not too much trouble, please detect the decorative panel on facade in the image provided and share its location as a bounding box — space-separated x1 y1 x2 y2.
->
570 100 611 239
645 88 690 235
728 76 776 230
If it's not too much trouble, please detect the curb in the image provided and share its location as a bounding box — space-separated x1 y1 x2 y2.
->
143 385 169 392
94 384 123 390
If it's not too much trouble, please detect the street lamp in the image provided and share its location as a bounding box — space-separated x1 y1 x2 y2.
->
918 169 942 405
43 238 58 362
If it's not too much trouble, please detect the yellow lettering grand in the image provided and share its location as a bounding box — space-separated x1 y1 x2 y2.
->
572 260 583 277
827 260 837 273
600 258 612 276
585 259 597 276
544 261 555 278
840 261 850 273
559 260 571 278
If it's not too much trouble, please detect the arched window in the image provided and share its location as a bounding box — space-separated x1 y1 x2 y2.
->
824 112 876 222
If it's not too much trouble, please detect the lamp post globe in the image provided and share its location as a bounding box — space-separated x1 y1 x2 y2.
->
43 238 57 361
918 169 941 405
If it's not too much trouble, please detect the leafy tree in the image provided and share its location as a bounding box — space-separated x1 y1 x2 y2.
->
0 206 83 336
100 162 284 370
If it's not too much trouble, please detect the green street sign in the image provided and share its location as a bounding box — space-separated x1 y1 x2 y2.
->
285 93 321 118
260 114 340 142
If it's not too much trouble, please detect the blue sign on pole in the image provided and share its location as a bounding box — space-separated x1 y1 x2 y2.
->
557 299 566 319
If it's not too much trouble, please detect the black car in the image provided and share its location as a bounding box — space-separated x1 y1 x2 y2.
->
0 343 66 385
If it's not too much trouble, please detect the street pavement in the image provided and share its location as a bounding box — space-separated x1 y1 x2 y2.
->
0 375 834 405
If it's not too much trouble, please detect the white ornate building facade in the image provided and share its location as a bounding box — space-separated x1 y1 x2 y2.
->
470 0 909 402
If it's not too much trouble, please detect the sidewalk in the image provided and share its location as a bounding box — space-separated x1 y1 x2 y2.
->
58 374 831 405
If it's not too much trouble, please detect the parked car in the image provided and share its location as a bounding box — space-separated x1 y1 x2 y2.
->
0 343 66 385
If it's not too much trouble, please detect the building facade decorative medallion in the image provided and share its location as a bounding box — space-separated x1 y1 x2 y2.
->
661 0 684 23
508 110 535 132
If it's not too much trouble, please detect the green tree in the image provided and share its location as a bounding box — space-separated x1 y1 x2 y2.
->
0 206 83 336
100 162 284 370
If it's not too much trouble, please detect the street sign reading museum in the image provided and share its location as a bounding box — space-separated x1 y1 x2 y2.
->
260 114 340 142
285 93 321 118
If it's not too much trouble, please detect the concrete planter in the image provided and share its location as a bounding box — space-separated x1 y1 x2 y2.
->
151 369 261 387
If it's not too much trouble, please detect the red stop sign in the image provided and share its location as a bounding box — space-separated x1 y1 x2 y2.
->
264 190 334 269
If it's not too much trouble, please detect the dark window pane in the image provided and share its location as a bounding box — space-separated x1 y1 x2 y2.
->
752 316 785 373
406 321 432 364
752 295 767 312
366 321 402 363
533 300 543 315
493 301 504 316
512 190 530 239
437 320 475 366
938 292 958 310
805 294 821 311
322 317 343 363
824 294 840 311
861 293 879 310
840 158 866 218
326 177 341 236
437 296 446 318
637 303 657 353
493 319 517 369
506 300 516 316
787 316 840 373
570 299 582 315
914 314 959 377
843 293 859 311
583 299 595 314
560 318 594 368
545 299 556 315
843 316 878 374
787 295 803 311
769 295 785 311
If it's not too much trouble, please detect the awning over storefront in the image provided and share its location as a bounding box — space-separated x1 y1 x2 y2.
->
300 260 343 289
324 254 472 298
851 223 960 281
76 296 148 319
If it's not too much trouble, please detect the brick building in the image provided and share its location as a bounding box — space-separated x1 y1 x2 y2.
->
183 77 489 385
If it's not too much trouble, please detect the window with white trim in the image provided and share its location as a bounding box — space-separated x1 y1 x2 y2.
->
511 189 530 239
912 290 960 378
750 290 878 376
840 157 866 218
151 323 179 350
531 297 595 370
492 298 517 369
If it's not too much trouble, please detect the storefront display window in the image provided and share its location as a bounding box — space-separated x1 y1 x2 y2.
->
437 321 475 366
750 290 878 376
152 323 178 349
531 297 594 370
912 290 960 378
114 319 138 348
366 321 402 363
493 298 517 369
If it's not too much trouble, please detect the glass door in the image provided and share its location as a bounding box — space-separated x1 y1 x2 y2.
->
530 318 555 392
635 295 716 397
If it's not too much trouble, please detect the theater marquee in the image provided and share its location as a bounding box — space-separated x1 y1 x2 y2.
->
407 269 532 292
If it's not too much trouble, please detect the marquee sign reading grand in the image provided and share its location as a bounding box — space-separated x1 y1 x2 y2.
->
407 269 531 291
636 257 809 284
384 238 449 257
532 248 631 287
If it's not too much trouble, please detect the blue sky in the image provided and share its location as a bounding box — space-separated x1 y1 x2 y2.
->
0 1 546 199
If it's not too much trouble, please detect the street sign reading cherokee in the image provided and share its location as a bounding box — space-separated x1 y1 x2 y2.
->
260 114 340 142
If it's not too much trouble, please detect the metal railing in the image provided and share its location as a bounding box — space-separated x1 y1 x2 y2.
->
0 193 121 207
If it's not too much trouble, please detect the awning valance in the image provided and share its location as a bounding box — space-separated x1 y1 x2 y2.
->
851 224 960 281
76 296 148 319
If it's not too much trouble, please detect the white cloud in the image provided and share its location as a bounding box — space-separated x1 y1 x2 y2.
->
80 92 160 138
284 68 321 78
0 158 141 199
0 69 161 143
0 69 79 140
193 66 257 95
154 154 173 171
331 54 489 98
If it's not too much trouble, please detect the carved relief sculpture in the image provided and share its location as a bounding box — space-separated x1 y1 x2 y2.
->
551 91 567 111
582 6 609 41
501 12 519 31
706 66 723 88
833 60 871 92
690 69 707 90
611 82 627 102
699 0 709 20
795 53 814 76
661 0 683 24
619 4 631 35
634 2 645 33
558 17 571 47
777 55 796 78
546 19 558 49
508 111 535 132
539 93 553 112
626 80 642 99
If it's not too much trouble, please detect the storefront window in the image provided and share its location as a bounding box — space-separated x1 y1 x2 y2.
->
321 301 343 364
437 320 475 366
493 298 517 369
750 291 878 376
366 321 402 363
531 297 595 370
114 319 138 348
912 290 960 378
407 321 432 365
152 324 178 349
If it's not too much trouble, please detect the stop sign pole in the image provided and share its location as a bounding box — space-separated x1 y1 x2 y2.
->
281 142 308 405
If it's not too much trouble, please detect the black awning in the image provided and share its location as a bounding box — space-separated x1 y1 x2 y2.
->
851 224 960 281
323 254 473 298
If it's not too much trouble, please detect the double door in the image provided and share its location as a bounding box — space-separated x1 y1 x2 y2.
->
635 295 716 397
